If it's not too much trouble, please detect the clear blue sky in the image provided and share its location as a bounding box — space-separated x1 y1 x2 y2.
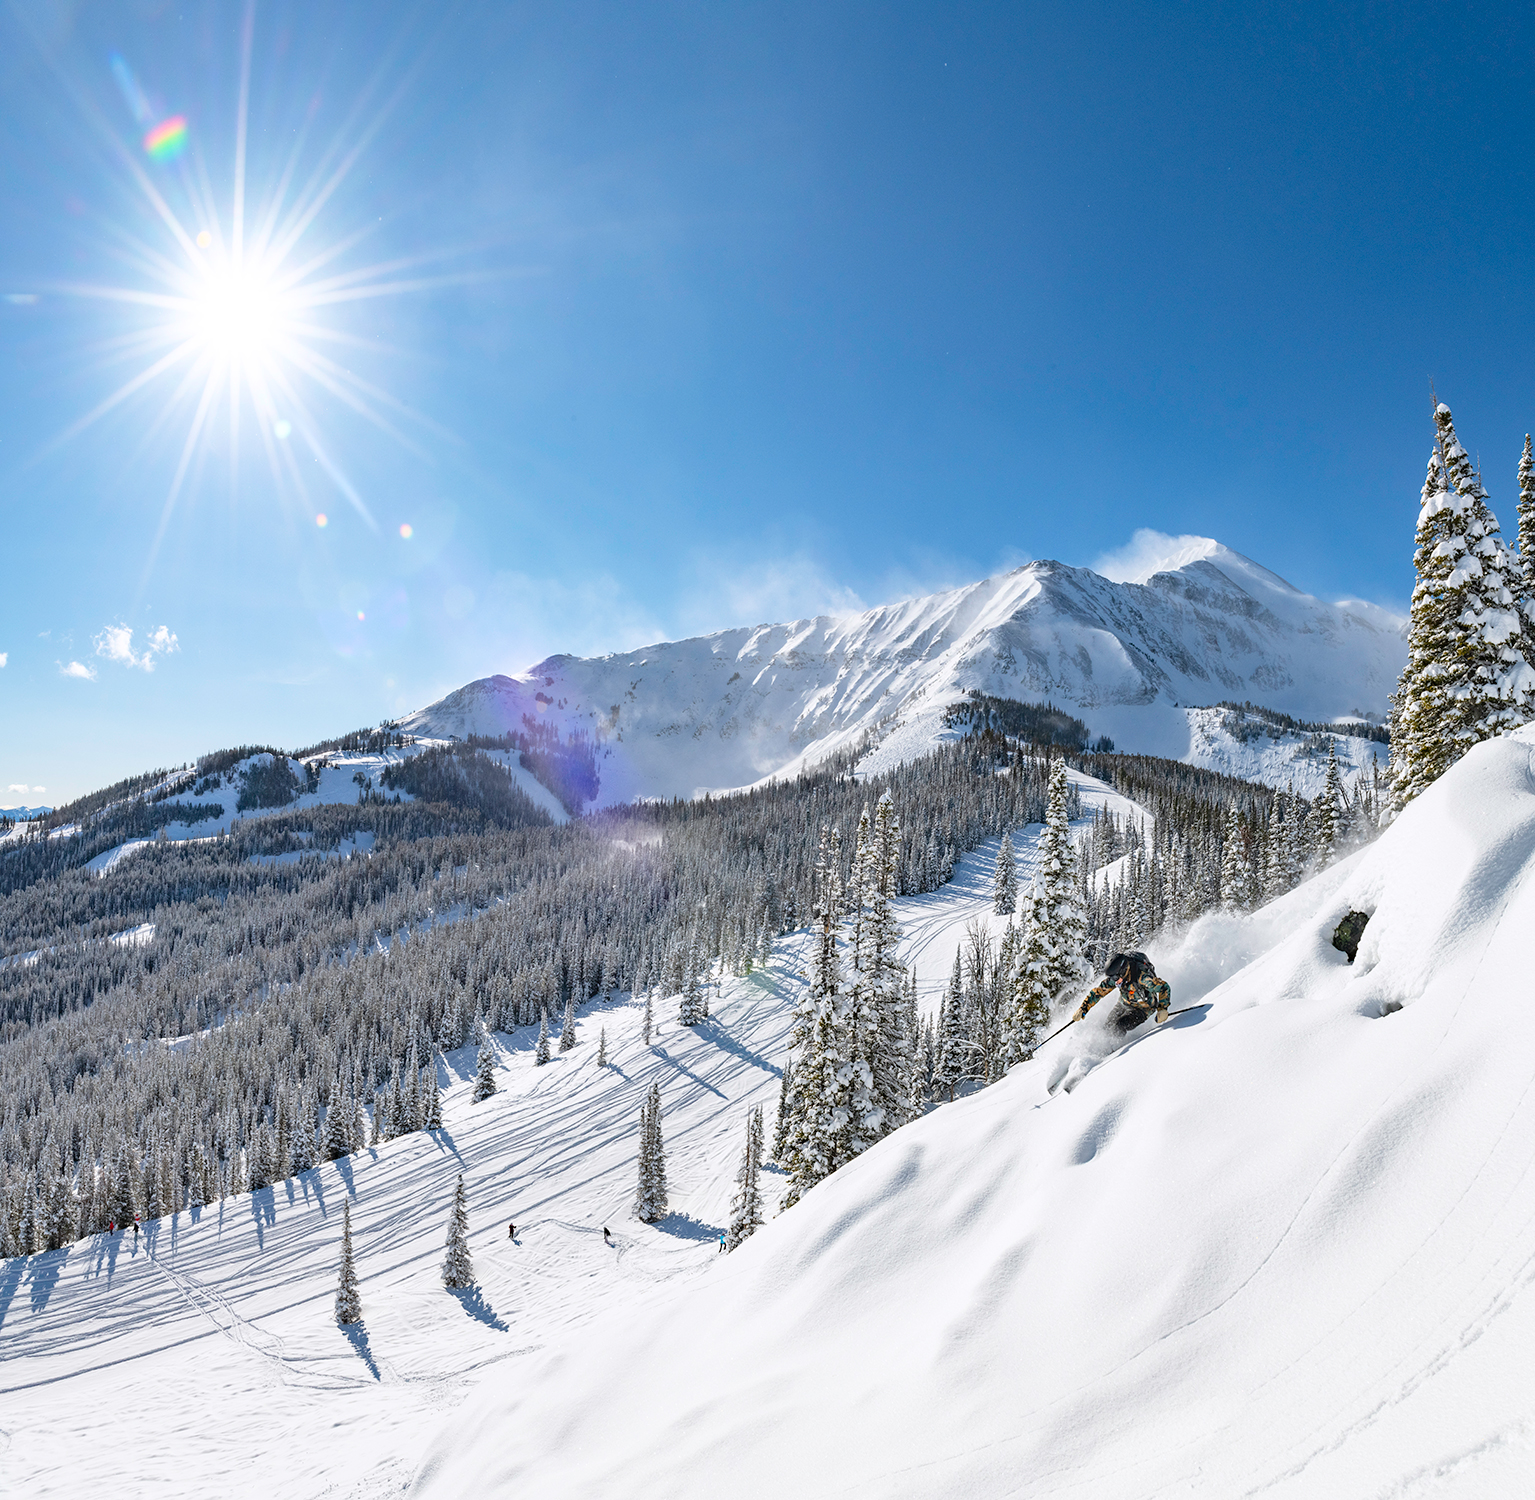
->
3 1 1533 803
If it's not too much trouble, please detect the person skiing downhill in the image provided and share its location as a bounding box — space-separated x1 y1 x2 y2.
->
1074 952 1171 1033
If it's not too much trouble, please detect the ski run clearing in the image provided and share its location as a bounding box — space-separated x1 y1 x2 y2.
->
7 739 1535 1497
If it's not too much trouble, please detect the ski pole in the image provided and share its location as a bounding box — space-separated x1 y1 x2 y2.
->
1026 1013 1082 1058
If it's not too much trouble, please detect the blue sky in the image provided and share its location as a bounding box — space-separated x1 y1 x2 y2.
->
3 0 1533 803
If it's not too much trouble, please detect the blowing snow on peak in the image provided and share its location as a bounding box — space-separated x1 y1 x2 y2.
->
404 543 1405 804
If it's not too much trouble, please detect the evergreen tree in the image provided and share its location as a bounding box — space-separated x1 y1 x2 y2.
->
596 1027 608 1067
335 1201 362 1325
633 1082 668 1222
642 989 653 1047
471 1022 498 1103
992 831 1018 915
770 1059 793 1161
1519 434 1535 596
422 1060 444 1129
725 1105 764 1250
323 1077 353 1161
933 952 968 1101
1313 742 1344 864
678 935 707 1026
559 994 578 1051
535 1008 551 1066
1219 808 1250 911
1392 407 1535 807
440 1174 475 1288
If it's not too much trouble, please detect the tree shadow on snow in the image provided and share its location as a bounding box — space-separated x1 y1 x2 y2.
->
340 1320 382 1379
26 1246 65 1312
447 1285 509 1331
650 1048 726 1099
693 1018 780 1076
0 1254 24 1333
653 1213 722 1243
334 1157 356 1198
429 1128 465 1164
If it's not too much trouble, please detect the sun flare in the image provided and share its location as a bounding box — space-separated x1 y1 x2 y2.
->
191 262 283 363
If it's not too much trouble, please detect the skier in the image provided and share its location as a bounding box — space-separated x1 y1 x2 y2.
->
603 1226 612 1244
718 1231 726 1254
1074 952 1171 1034
133 1217 140 1245
508 1222 516 1240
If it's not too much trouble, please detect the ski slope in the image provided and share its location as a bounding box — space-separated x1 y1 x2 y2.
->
413 726 1535 1499
2 773 1125 1498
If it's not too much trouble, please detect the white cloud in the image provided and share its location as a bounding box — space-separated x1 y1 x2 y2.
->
0 651 7 667
60 660 97 680
8 784 27 794
93 622 180 672
1090 529 1222 585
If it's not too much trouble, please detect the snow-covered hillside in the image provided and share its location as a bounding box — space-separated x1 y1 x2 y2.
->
402 541 1405 805
411 725 1535 1499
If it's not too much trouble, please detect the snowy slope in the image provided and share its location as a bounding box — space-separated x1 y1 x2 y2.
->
402 543 1405 805
0 775 1137 1499
412 726 1535 1499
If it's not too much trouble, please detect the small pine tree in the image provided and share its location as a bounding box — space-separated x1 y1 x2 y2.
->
1219 808 1250 911
633 1082 669 1222
596 1027 608 1067
335 1201 362 1325
725 1105 764 1251
440 1174 475 1288
422 1061 444 1129
642 990 653 1046
992 831 1018 916
559 995 578 1052
678 939 706 1026
471 1023 498 1103
770 1059 794 1161
535 1009 551 1066
933 952 968 1101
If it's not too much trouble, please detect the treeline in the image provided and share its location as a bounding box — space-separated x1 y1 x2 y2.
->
0 737 1063 1257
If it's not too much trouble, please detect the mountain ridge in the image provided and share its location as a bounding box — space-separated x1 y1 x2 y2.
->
402 544 1406 804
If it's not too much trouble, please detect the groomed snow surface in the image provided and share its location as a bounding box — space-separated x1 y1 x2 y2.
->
8 741 1535 1496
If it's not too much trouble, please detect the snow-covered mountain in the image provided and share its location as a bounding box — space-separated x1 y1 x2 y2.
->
403 541 1405 804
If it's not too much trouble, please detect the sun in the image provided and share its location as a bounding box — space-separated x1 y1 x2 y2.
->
191 262 284 364
40 17 479 572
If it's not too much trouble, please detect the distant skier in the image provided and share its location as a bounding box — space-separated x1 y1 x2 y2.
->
133 1217 140 1244
603 1227 612 1244
508 1222 516 1240
718 1232 726 1254
1075 952 1171 1034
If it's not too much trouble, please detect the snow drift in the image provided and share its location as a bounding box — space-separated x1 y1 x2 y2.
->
401 545 1406 805
412 726 1535 1499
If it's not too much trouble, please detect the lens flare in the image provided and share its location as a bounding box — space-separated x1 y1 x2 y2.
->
398 522 412 539
356 610 365 621
143 116 188 160
315 512 327 527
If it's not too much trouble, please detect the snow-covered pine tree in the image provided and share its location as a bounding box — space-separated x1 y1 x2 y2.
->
441 1174 475 1288
633 1082 668 1222
335 1201 362 1324
678 935 707 1026
559 994 578 1051
1520 434 1535 596
1313 742 1344 864
1219 808 1250 911
770 1059 793 1161
1392 406 1535 807
596 1027 608 1067
642 989 654 1046
422 1060 444 1129
322 1077 352 1161
992 831 1018 916
471 1021 498 1103
860 794 911 1139
725 1105 764 1250
782 824 866 1207
932 952 968 1101
534 1008 551 1065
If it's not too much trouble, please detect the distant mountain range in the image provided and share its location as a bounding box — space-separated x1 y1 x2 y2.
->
402 540 1406 804
0 805 51 822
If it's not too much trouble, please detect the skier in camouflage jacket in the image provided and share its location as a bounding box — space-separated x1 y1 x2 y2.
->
1074 952 1171 1032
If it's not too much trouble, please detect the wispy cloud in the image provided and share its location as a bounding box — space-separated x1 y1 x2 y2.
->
1090 529 1220 585
7 784 27 794
60 660 97 680
0 652 7 668
93 622 180 672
